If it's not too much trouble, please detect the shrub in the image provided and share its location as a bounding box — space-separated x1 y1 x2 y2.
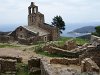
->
92 26 100 37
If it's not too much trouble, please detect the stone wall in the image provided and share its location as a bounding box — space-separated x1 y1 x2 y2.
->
92 57 100 67
91 35 100 46
64 39 77 50
0 56 22 63
0 35 10 43
81 58 100 73
50 58 79 65
28 57 41 75
0 58 16 74
43 45 82 58
28 57 58 75
41 59 58 75
79 45 100 64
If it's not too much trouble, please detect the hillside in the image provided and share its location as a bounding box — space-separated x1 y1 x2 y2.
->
68 26 96 33
0 31 10 35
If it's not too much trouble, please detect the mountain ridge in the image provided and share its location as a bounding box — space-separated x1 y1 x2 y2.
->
68 26 96 33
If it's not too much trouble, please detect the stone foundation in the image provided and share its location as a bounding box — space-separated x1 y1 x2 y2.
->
28 57 41 75
91 35 100 46
28 57 58 75
0 58 17 74
81 58 100 73
50 58 79 65
0 55 22 63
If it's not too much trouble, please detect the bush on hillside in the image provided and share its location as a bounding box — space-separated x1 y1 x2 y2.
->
92 26 100 37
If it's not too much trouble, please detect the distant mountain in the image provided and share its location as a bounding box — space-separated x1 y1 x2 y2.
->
68 26 96 33
0 31 10 35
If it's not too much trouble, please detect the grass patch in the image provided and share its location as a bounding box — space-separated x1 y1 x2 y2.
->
16 63 28 75
34 46 64 57
0 43 20 48
57 36 89 45
75 38 89 45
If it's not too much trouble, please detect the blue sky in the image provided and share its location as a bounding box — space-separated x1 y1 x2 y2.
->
0 0 100 26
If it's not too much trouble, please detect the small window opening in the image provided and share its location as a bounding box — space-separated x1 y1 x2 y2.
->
20 28 22 31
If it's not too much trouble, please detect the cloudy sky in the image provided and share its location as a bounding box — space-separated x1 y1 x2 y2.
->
0 0 100 26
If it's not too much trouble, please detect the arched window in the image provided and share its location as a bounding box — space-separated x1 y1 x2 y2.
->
44 36 47 42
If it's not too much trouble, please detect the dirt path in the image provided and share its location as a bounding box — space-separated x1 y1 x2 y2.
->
0 48 38 63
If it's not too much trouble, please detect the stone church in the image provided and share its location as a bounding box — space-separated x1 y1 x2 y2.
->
9 2 59 44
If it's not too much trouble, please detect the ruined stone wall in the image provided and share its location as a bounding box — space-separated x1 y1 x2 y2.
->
64 39 77 50
43 45 79 58
28 57 58 75
0 58 16 73
0 35 10 43
0 56 22 63
79 45 100 64
41 59 58 75
92 57 100 67
91 35 100 46
81 58 100 73
50 58 79 65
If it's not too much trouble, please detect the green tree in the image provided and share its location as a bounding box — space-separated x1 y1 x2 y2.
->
52 15 65 33
92 26 100 37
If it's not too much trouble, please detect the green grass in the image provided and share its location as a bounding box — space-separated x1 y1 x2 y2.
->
36 50 64 57
75 38 89 45
34 46 64 57
57 36 89 45
0 43 20 48
57 37 71 45
16 63 28 75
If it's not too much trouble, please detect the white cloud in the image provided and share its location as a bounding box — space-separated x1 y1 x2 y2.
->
0 0 100 25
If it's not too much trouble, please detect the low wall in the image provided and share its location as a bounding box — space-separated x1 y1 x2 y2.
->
50 58 79 65
92 57 100 67
0 58 16 73
81 58 100 73
79 45 100 64
0 35 9 43
91 35 100 46
44 46 88 57
0 56 22 63
41 59 57 75
28 57 58 75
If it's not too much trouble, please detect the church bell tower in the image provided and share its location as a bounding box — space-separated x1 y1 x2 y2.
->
28 2 45 26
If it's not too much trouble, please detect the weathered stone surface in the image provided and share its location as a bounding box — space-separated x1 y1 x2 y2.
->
28 57 41 75
0 58 17 74
50 58 79 65
41 59 58 75
79 45 100 65
64 39 77 50
91 35 100 46
0 55 22 63
81 58 100 73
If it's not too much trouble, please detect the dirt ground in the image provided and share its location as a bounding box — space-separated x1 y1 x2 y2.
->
0 47 38 63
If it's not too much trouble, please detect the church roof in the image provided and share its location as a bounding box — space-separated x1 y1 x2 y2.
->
23 26 50 36
8 25 50 36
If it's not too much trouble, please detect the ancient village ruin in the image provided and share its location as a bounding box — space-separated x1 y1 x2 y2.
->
0 2 100 75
